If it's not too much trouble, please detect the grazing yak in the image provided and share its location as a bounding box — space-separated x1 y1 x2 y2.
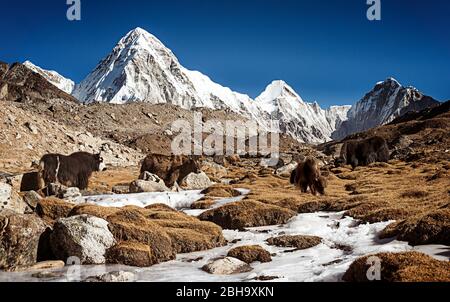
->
340 136 390 169
37 152 106 190
290 157 327 196
140 154 201 187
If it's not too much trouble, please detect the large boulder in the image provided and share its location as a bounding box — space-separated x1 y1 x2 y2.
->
0 182 29 214
227 245 272 264
202 257 253 275
0 210 46 270
199 200 296 230
180 172 212 190
50 215 116 264
343 252 450 282
129 179 169 193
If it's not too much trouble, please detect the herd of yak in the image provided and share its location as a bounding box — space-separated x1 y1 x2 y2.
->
19 136 390 197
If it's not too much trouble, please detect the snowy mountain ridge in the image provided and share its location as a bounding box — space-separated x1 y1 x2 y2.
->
71 28 351 143
23 61 75 94
24 27 440 144
333 78 440 139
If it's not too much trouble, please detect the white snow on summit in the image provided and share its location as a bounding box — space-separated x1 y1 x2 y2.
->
255 80 351 143
23 61 75 94
71 27 351 143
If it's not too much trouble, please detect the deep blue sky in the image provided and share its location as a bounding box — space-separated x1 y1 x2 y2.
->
1 0 449 106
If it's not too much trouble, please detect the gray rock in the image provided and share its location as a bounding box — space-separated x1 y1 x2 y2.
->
50 215 116 264
129 179 169 193
22 191 42 210
0 210 46 270
276 163 298 177
180 172 212 190
84 271 136 282
112 185 129 194
0 182 29 214
24 122 38 134
46 183 81 200
202 257 253 275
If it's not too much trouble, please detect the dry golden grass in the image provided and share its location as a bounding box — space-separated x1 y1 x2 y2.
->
88 167 139 193
343 252 450 282
226 159 449 245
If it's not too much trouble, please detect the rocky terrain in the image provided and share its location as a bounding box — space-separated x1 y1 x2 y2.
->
1 99 449 281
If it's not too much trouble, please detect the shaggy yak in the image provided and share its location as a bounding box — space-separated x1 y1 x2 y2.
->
290 157 327 196
140 154 201 187
340 136 390 169
37 152 106 190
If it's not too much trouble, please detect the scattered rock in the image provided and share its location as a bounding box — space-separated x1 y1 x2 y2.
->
201 162 228 179
112 184 129 194
199 200 296 230
0 182 29 214
22 191 42 210
343 252 450 282
267 235 322 250
227 245 272 264
202 257 253 275
0 210 46 270
13 260 65 272
85 271 136 282
129 179 169 193
50 215 116 264
45 183 81 200
180 172 212 190
24 122 38 134
276 163 298 177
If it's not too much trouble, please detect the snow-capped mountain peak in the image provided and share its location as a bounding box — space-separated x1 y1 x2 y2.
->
254 81 351 143
333 77 440 139
23 61 75 94
72 27 255 114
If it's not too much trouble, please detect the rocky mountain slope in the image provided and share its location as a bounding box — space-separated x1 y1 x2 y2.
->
23 61 75 94
333 78 440 140
0 61 77 104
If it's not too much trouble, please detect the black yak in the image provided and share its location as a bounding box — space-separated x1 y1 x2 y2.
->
340 136 390 169
140 154 201 187
37 152 106 190
290 157 327 196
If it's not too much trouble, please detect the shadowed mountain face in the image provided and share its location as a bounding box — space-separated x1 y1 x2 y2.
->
0 62 77 104
332 78 440 140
